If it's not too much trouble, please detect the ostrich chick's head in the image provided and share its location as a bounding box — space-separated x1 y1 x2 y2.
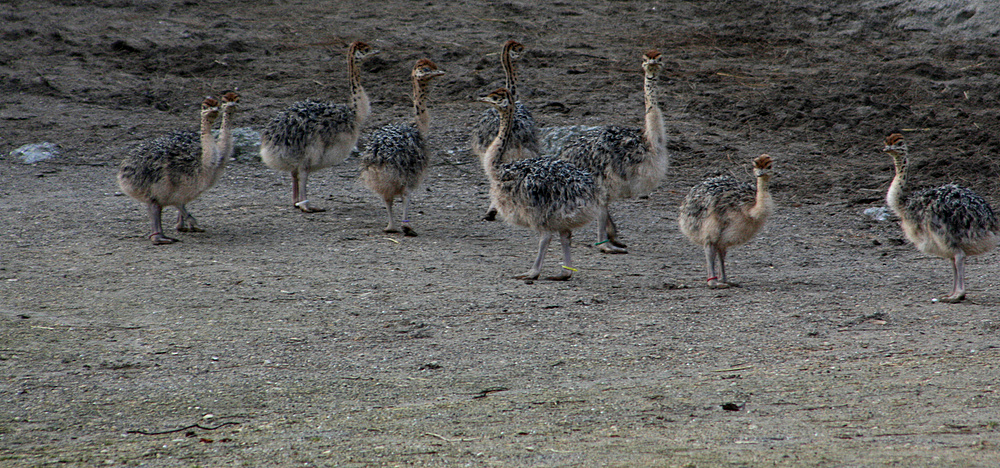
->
201 97 220 120
477 88 513 111
504 40 525 60
349 41 379 60
753 154 774 179
413 59 446 83
219 92 239 116
642 50 662 78
882 133 907 161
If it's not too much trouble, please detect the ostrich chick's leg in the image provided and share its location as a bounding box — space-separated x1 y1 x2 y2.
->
597 206 627 254
292 169 325 213
546 231 575 281
400 195 417 237
176 204 204 232
382 197 399 233
718 247 739 287
515 232 553 280
604 210 627 249
147 203 179 245
704 245 728 289
940 252 967 303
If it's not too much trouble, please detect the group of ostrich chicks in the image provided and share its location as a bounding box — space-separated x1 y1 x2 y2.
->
117 40 999 303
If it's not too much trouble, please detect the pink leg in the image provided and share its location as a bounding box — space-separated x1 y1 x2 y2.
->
292 169 325 213
604 209 627 249
597 205 626 254
940 252 967 303
147 203 178 245
400 194 416 237
718 247 738 287
546 231 575 281
515 232 553 280
175 204 203 232
704 245 727 289
382 197 399 233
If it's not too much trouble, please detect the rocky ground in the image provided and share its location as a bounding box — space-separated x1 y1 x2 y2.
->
3 0 1000 466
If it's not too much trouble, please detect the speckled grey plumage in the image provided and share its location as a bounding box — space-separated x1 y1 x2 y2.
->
260 100 356 162
558 125 650 184
118 130 201 203
497 156 597 229
470 102 539 160
679 175 756 225
360 123 427 189
903 183 999 249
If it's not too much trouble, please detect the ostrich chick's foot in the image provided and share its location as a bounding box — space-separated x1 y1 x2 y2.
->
295 200 326 213
150 233 180 245
176 212 203 232
513 270 540 281
483 208 498 221
402 225 418 237
707 278 729 289
545 271 573 281
176 218 204 232
938 293 965 303
599 243 628 254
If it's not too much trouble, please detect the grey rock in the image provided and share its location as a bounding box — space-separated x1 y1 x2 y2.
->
212 127 261 162
11 142 61 164
863 206 896 222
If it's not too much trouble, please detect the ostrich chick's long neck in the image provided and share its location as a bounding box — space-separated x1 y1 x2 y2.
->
643 69 666 155
502 48 517 99
349 48 370 124
216 106 235 168
413 77 431 136
749 175 773 220
484 101 515 181
886 153 908 217
199 110 220 169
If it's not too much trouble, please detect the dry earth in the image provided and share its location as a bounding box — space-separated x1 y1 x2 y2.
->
3 0 1000 466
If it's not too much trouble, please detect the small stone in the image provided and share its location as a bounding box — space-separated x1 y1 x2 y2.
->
863 206 894 222
11 142 60 164
212 127 261 162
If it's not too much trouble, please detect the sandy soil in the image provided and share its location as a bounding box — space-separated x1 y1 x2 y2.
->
3 0 1000 466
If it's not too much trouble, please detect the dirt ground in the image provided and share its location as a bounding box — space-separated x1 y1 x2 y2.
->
3 0 1000 466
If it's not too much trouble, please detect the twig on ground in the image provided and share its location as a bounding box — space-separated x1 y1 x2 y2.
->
713 364 754 372
424 432 478 442
127 421 240 436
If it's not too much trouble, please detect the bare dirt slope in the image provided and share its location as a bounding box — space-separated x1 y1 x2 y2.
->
3 1 1000 466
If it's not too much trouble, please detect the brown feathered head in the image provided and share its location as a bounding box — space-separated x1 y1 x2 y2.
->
753 154 774 178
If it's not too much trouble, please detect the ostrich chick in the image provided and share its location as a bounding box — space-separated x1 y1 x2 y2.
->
557 50 669 254
469 40 540 221
883 133 998 302
678 154 774 288
118 93 239 244
479 88 599 281
359 59 445 236
260 41 379 213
